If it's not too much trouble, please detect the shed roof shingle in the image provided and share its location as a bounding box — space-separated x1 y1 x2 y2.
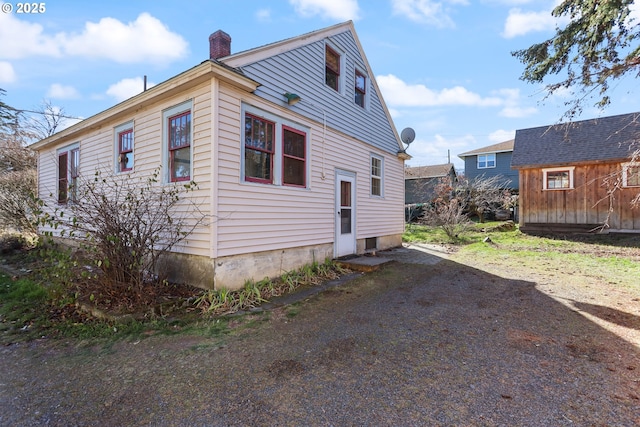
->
512 112 640 169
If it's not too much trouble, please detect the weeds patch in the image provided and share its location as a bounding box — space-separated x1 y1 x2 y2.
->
194 259 348 316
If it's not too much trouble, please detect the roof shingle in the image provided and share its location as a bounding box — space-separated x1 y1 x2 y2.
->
512 112 640 168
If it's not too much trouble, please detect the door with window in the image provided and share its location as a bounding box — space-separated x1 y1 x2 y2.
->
335 171 356 257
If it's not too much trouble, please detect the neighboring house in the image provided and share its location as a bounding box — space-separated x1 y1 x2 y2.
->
458 140 518 191
31 21 409 290
404 163 457 204
512 112 640 234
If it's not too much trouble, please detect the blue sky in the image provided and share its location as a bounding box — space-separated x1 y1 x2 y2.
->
2 0 640 172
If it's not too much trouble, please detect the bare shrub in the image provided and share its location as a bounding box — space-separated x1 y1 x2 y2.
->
418 178 473 241
40 168 207 290
455 175 512 223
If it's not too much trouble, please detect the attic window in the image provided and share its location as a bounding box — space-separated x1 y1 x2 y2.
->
622 162 640 187
543 167 574 190
355 70 366 108
325 45 340 91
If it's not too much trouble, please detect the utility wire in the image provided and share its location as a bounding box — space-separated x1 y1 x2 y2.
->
14 108 84 121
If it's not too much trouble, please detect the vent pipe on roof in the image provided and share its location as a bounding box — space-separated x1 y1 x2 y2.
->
209 30 231 60
143 75 147 91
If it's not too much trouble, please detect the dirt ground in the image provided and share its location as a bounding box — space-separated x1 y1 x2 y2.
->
1 243 640 426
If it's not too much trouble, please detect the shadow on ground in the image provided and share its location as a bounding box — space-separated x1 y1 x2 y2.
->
1 248 639 426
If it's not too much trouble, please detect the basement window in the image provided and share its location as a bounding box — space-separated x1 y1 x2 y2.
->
365 237 377 251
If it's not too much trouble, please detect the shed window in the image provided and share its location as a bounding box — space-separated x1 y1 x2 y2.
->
622 162 640 187
543 167 575 190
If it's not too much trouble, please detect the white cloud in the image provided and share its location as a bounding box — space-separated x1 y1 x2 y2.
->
0 62 16 83
0 12 187 64
0 12 62 58
106 77 156 102
407 133 475 167
377 74 502 107
494 88 538 117
488 129 515 142
47 83 80 99
630 2 640 23
289 0 360 21
256 8 272 21
502 9 554 38
391 0 468 28
500 106 538 117
61 13 188 64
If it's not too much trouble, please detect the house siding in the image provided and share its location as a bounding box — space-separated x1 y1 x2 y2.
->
518 163 640 231
34 24 406 290
214 88 404 259
464 152 518 189
37 81 215 258
235 30 399 156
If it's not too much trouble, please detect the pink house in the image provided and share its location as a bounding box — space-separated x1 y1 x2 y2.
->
32 22 409 289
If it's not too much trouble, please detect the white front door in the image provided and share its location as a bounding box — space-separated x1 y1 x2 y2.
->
335 171 356 257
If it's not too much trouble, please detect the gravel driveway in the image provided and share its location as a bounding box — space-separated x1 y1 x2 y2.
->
1 244 639 426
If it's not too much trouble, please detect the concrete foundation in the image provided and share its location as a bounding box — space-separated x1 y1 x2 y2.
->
212 244 334 290
51 234 402 291
356 233 402 254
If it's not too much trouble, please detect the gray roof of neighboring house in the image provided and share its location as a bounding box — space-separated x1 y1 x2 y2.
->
512 112 640 169
458 139 514 158
405 163 455 179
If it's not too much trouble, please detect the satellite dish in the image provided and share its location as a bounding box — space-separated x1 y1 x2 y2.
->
401 127 415 145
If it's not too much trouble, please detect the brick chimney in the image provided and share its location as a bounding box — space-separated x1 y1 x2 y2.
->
209 30 231 60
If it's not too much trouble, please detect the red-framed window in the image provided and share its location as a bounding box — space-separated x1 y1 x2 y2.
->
57 152 68 204
244 113 275 184
282 126 306 187
69 148 79 201
57 147 79 203
168 111 191 182
325 45 340 91
118 129 133 172
355 70 366 108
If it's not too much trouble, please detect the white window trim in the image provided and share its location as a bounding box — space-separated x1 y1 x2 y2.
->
325 40 345 96
542 166 575 190
622 162 640 187
370 153 384 198
162 100 193 183
477 153 496 169
241 103 310 189
114 121 134 174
